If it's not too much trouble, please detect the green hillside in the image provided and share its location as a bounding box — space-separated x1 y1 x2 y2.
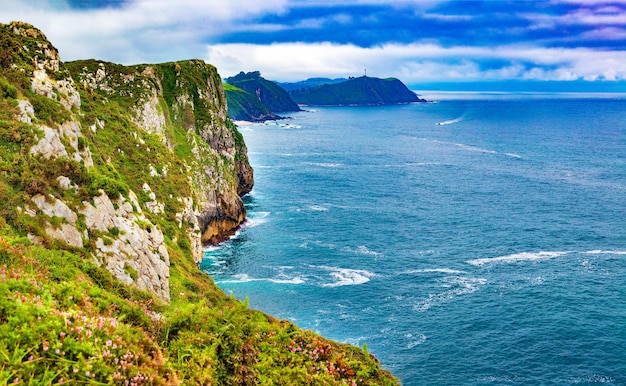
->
225 71 301 113
223 83 281 122
0 21 398 385
290 76 425 106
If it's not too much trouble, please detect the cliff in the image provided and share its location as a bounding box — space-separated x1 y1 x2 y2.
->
225 71 301 113
289 75 426 106
0 22 398 384
223 83 282 122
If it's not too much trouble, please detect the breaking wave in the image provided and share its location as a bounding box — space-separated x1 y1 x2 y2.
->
467 251 569 266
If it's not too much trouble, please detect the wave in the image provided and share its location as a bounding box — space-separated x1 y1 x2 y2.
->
218 273 305 285
402 268 466 275
303 162 343 168
259 122 302 129
299 240 382 259
342 245 383 258
436 116 463 126
414 276 486 312
405 333 427 349
245 211 270 227
314 265 376 287
290 204 330 213
583 250 626 255
416 138 522 159
299 240 336 250
467 251 569 266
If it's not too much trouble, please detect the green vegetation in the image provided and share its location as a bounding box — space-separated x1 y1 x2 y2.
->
289 76 425 106
225 71 301 114
223 83 280 122
0 21 398 384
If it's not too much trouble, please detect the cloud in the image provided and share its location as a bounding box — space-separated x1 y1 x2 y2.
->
207 41 626 83
2 0 625 85
1 0 291 63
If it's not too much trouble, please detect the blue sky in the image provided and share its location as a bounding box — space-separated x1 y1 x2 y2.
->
3 0 626 90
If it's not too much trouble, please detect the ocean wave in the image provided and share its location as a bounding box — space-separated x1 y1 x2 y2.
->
414 276 486 312
402 268 466 275
218 273 305 285
245 211 270 227
583 250 626 255
291 204 330 212
467 251 569 266
299 240 336 250
314 265 376 287
566 374 616 384
436 116 463 126
416 138 522 159
303 162 343 168
342 245 383 258
405 333 427 349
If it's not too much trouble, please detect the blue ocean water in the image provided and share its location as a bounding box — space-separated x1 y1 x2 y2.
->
201 93 626 384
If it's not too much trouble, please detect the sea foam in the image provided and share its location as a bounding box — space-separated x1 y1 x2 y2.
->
315 266 376 287
413 276 486 312
219 273 305 285
467 251 569 266
402 268 466 275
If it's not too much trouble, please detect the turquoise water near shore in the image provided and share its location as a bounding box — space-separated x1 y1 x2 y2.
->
201 94 626 384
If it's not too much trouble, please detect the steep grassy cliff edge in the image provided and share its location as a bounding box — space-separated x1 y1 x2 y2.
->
0 22 398 384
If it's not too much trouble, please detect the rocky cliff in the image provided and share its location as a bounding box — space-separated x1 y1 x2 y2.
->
1 22 253 302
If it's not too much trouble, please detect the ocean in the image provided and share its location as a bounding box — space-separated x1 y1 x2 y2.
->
201 93 626 384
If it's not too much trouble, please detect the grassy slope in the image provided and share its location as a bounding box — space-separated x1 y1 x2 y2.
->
225 72 301 113
290 76 422 106
0 23 398 385
223 83 280 122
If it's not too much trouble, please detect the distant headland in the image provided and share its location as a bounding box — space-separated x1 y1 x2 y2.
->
224 71 425 122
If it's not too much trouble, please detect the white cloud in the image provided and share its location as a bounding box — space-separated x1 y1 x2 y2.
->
207 42 626 83
1 0 290 63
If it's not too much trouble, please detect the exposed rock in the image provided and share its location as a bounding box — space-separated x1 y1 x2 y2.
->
81 191 170 301
17 100 34 123
142 183 165 214
131 87 167 139
30 194 83 248
56 176 75 190
30 125 69 159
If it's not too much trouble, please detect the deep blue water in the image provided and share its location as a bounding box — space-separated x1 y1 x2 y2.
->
201 93 626 385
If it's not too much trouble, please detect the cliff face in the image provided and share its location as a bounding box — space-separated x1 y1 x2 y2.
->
1 22 253 302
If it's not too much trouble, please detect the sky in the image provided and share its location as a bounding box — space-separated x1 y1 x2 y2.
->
2 0 626 90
